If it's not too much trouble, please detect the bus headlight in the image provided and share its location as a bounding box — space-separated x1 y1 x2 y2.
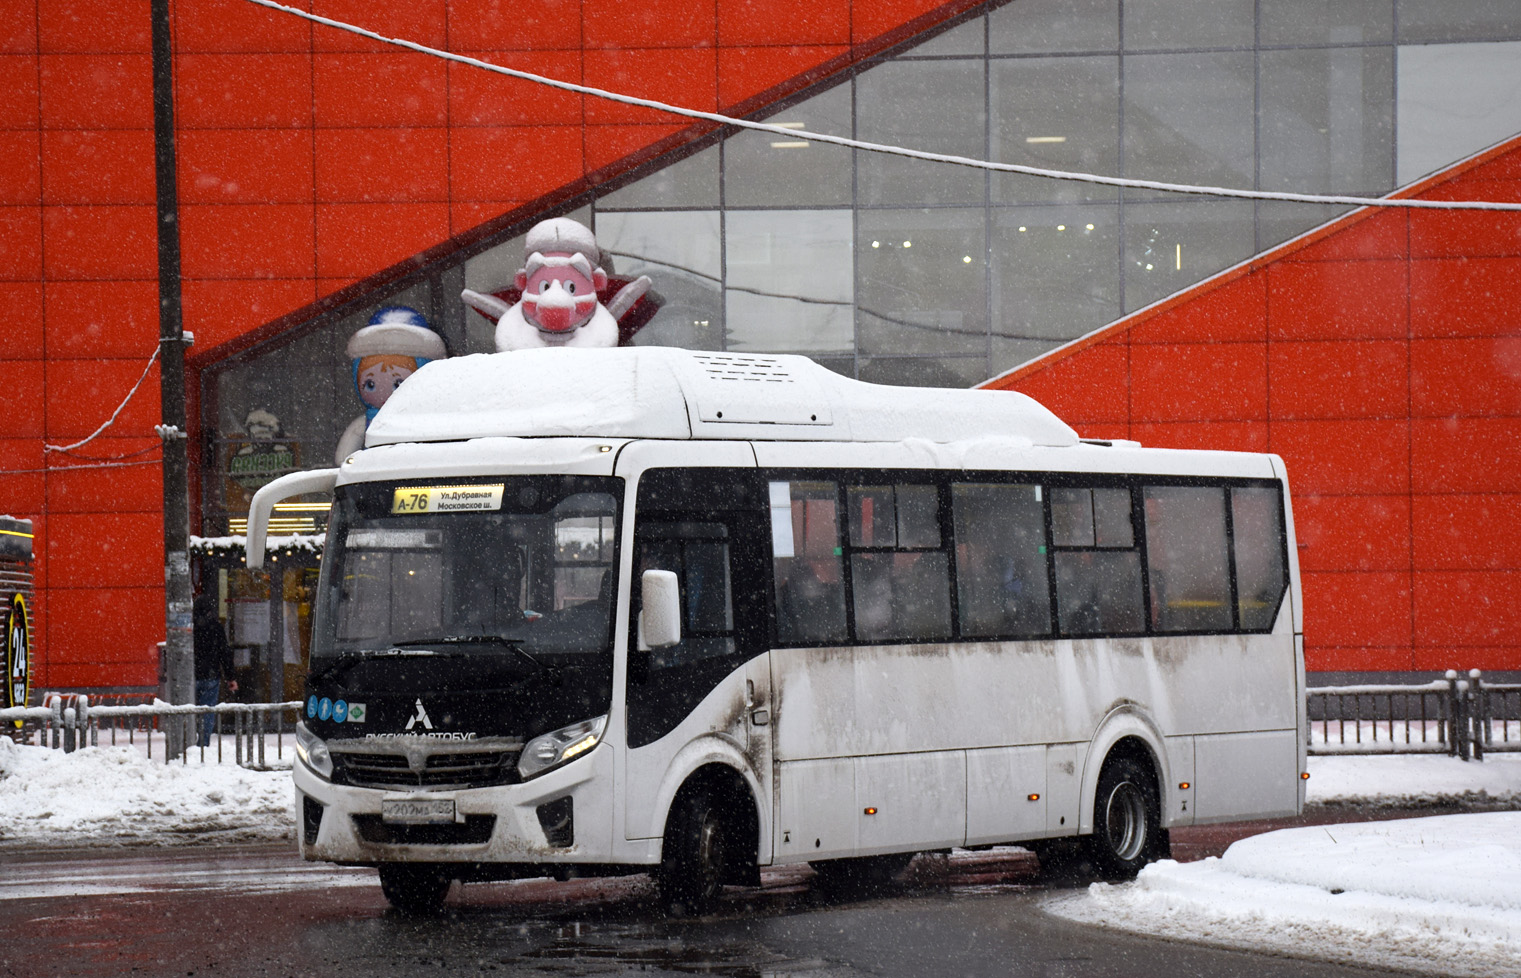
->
518 715 607 780
295 722 333 779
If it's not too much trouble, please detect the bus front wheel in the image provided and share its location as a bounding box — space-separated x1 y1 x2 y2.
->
657 790 729 916
378 864 452 915
1086 756 1161 880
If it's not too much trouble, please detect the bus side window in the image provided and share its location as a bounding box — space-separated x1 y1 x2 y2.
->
1143 486 1231 633
1051 486 1144 636
772 481 848 645
952 483 1052 638
1230 486 1287 630
846 483 951 643
632 532 736 670
684 540 735 638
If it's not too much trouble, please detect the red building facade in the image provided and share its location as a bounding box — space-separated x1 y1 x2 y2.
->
2 0 991 689
985 139 1521 676
4 0 1520 689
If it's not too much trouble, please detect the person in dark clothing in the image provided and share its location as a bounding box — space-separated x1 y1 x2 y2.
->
193 593 237 747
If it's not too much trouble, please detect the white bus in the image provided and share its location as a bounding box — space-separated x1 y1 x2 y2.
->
249 347 1304 914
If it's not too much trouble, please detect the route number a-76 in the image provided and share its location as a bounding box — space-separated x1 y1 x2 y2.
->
392 489 431 514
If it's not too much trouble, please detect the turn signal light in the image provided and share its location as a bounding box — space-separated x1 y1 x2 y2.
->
863 807 878 816
1027 793 1040 802
1301 772 1311 780
1179 782 1191 790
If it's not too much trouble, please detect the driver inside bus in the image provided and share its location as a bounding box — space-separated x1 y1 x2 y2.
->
452 548 528 633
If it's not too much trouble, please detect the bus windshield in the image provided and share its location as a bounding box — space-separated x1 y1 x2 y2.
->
311 476 622 672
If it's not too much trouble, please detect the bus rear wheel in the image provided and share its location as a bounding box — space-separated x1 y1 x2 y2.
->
378 864 452 915
1086 756 1161 880
657 790 729 916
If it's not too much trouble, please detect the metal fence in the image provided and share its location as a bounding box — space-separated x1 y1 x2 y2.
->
1307 670 1521 761
1 693 302 769
7 670 1520 768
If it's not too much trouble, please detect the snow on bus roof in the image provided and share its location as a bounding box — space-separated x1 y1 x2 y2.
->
365 347 1081 448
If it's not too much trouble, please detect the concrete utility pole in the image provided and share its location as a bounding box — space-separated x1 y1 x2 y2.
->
151 0 193 756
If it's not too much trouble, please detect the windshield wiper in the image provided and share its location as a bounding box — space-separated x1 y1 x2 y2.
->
391 635 553 673
308 646 464 683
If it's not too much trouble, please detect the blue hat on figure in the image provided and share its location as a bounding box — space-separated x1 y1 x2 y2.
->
347 306 447 422
348 306 447 362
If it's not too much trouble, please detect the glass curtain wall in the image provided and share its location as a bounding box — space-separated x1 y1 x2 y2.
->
587 0 1517 384
587 0 1393 386
201 0 1521 534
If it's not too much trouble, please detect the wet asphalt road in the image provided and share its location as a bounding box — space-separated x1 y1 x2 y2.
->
0 807 1460 978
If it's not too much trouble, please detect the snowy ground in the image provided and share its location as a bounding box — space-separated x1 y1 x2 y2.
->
1049 753 1521 978
3 740 1519 976
0 737 294 847
1050 813 1521 978
1305 750 1521 807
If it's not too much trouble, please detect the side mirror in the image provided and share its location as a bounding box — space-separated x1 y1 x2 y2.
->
639 569 681 650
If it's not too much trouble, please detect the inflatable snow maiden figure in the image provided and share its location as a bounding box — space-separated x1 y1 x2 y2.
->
461 217 658 351
333 306 447 464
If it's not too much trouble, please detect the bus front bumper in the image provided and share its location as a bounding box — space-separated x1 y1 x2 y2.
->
293 743 616 867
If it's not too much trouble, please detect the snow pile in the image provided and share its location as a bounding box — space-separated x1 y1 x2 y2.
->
189 533 324 553
1051 812 1521 978
1307 752 1521 806
0 738 294 846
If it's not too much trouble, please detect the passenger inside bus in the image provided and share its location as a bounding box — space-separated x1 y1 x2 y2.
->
956 539 1034 636
774 557 846 645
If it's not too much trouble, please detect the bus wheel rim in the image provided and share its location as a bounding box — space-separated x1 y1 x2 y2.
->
1105 781 1146 861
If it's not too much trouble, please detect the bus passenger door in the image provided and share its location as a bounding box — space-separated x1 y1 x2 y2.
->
622 509 773 845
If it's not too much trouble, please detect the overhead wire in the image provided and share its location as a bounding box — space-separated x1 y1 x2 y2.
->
44 344 162 456
245 0 1521 212
8 3 1513 477
3 346 169 475
1 459 164 476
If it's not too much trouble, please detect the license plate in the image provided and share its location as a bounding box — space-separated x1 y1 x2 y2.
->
381 798 457 825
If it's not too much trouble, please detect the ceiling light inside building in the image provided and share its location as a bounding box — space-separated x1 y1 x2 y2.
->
768 122 808 147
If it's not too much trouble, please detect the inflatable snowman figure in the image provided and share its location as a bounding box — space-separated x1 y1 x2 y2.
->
334 306 447 464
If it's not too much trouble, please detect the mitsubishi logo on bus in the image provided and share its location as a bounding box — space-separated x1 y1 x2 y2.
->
405 699 434 731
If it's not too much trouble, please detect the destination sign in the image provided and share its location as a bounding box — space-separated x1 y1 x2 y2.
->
390 484 504 515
